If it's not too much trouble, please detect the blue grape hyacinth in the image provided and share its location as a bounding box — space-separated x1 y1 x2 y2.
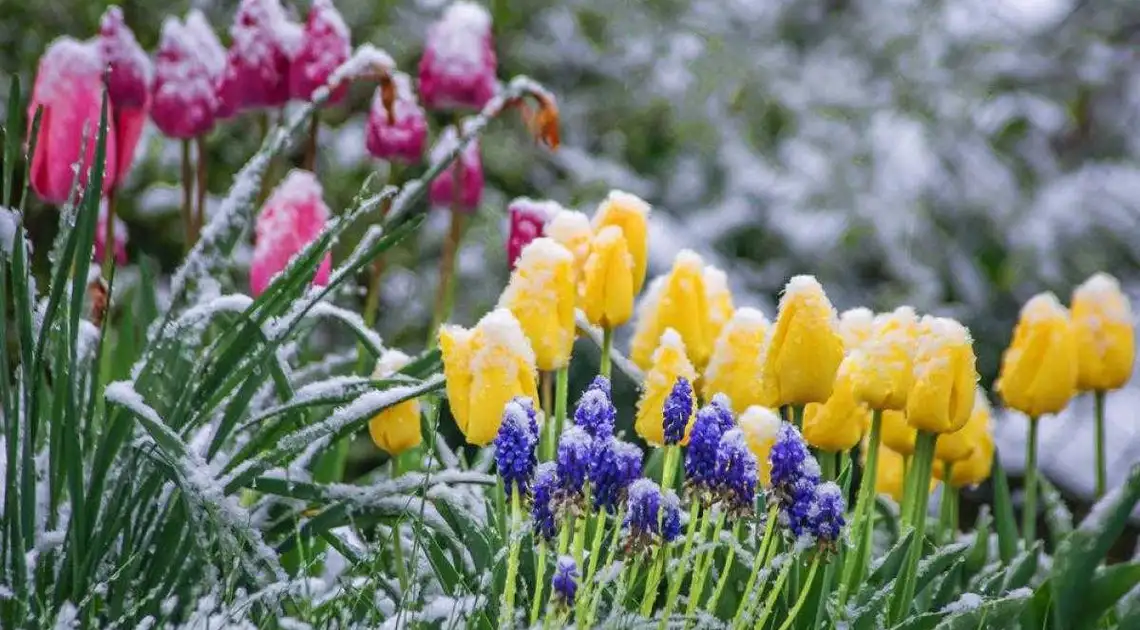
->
574 381 616 440
512 395 541 439
532 462 559 542
715 428 759 518
768 423 823 538
662 376 694 445
624 478 682 551
808 481 846 548
494 400 539 496
685 404 729 493
589 438 643 513
556 426 593 497
552 555 579 607
709 393 736 430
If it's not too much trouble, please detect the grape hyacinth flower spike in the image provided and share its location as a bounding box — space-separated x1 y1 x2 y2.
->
494 399 539 497
716 428 760 518
809 481 846 552
663 376 694 446
769 423 822 538
589 438 643 513
532 462 559 543
556 426 592 507
624 479 681 552
552 556 579 608
574 378 616 440
685 404 728 497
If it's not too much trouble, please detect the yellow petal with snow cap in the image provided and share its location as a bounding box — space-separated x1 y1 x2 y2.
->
907 316 977 434
850 307 919 412
996 293 1078 418
368 350 423 455
803 357 869 452
1072 273 1135 392
738 405 782 487
635 329 698 446
592 190 650 294
702 307 770 413
499 237 577 371
839 307 875 352
580 225 635 329
760 275 845 406
545 209 594 285
629 250 719 371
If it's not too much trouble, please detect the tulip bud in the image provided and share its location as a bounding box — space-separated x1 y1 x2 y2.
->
428 124 483 213
506 198 561 269
498 238 576 371
368 350 423 455
906 316 977 434
439 308 539 446
839 307 875 351
935 410 994 489
28 37 118 205
580 226 635 328
803 358 868 453
850 307 919 411
1071 273 1135 392
635 329 698 446
250 169 332 296
545 210 593 280
629 250 719 371
152 11 226 140
364 72 428 165
702 307 770 413
996 293 1079 418
935 387 991 464
289 0 351 103
418 1 498 111
99 7 152 185
737 405 782 487
760 275 845 406
216 0 300 117
880 409 915 455
591 190 651 294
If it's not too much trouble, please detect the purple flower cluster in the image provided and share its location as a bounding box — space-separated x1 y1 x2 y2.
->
552 555 579 606
662 377 694 445
685 403 734 492
589 438 643 512
715 429 759 517
809 482 846 544
556 426 593 495
532 462 559 542
767 423 846 545
574 378 616 440
624 478 682 551
494 399 539 496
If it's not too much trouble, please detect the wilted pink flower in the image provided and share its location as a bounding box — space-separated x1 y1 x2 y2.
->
28 37 118 205
251 169 332 296
365 72 428 164
152 11 226 139
216 0 301 118
99 6 153 186
428 124 483 213
506 198 562 268
289 0 350 103
418 1 497 111
94 200 128 266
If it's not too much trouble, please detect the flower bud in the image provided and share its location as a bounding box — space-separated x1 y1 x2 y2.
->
629 250 721 370
498 238 576 371
906 316 977 434
552 556 579 607
996 293 1079 418
368 350 422 455
289 0 351 103
1071 273 1135 392
99 7 152 185
873 446 910 503
635 329 698 446
418 1 498 111
365 72 428 164
591 190 650 294
428 124 483 213
839 307 875 351
703 307 770 413
216 0 300 116
250 170 332 296
152 11 226 140
760 276 845 406
737 405 781 487
506 198 561 269
439 308 540 445
545 209 593 281
880 409 915 455
803 358 868 453
580 226 635 328
934 387 991 464
850 307 919 411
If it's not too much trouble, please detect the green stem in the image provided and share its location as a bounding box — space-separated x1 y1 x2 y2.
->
1095 392 1107 498
754 551 795 630
939 462 956 544
531 541 548 626
639 545 667 617
819 450 836 481
553 366 569 454
1024 417 1039 545
838 411 881 609
572 487 592 569
600 327 613 379
501 489 523 627
661 445 680 492
180 139 193 255
578 509 611 623
776 557 821 630
428 209 466 347
194 134 208 243
682 508 720 624
811 557 838 630
732 505 779 626
586 509 628 626
792 404 804 430
705 521 743 615
889 430 937 624
303 111 319 172
661 501 703 627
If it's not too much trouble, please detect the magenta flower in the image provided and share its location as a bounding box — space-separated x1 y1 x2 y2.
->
506 198 561 268
95 200 128 266
216 0 301 118
152 11 226 139
418 1 498 111
98 6 153 186
28 37 118 205
250 169 332 296
289 0 351 103
427 124 483 213
365 72 428 164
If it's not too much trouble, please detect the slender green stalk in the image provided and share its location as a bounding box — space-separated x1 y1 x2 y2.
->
811 557 838 629
553 367 569 454
705 521 744 615
531 541 548 626
600 327 613 379
889 430 937 624
660 501 703 627
792 404 804 430
577 510 608 623
557 513 573 558
391 456 409 594
661 445 680 491
501 489 523 627
1095 392 1107 498
838 411 881 608
194 135 208 243
754 552 796 629
303 111 319 172
819 450 836 481
939 462 956 544
1024 417 1039 544
572 488 592 569
180 139 193 254
732 505 779 626
639 545 667 617
586 508 628 626
776 557 821 630
428 209 466 345
685 510 725 620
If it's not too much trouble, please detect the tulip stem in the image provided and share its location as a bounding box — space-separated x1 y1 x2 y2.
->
706 520 744 616
1095 391 1107 498
889 430 937 624
531 541 548 626
819 450 837 481
776 556 821 630
303 111 319 172
181 139 194 254
792 405 804 430
600 327 613 379
733 504 779 626
501 489 523 627
1023 417 1039 545
194 135 208 244
939 467 958 544
429 209 466 345
391 454 410 594
553 367 569 454
102 189 117 278
838 410 882 609
661 445 680 492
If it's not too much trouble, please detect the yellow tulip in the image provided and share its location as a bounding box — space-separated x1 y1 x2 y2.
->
592 190 650 293
851 307 919 411
439 308 540 446
702 307 770 413
839 307 876 351
368 350 423 456
1071 273 1135 392
545 209 593 281
705 266 735 348
629 250 722 371
760 275 845 406
881 409 916 455
874 446 937 502
580 226 635 328
907 316 977 434
499 237 577 371
937 427 994 488
803 357 869 452
934 387 991 464
635 328 699 446
996 292 1079 418
738 405 782 487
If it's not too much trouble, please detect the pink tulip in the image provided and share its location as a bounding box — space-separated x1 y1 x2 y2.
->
506 198 561 268
99 6 153 186
365 72 428 164
94 200 128 266
428 125 483 213
28 37 118 205
418 1 498 111
216 0 302 118
251 169 332 296
152 11 226 139
289 0 350 103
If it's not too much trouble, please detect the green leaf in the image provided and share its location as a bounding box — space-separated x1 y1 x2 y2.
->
964 506 992 578
867 529 916 591
1022 578 1052 630
990 450 1019 563
931 560 966 611
1000 541 1040 593
1039 477 1072 548
850 577 897 630
1051 464 1140 627
1072 562 1140 629
3 75 21 206
914 542 970 598
934 589 1033 629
